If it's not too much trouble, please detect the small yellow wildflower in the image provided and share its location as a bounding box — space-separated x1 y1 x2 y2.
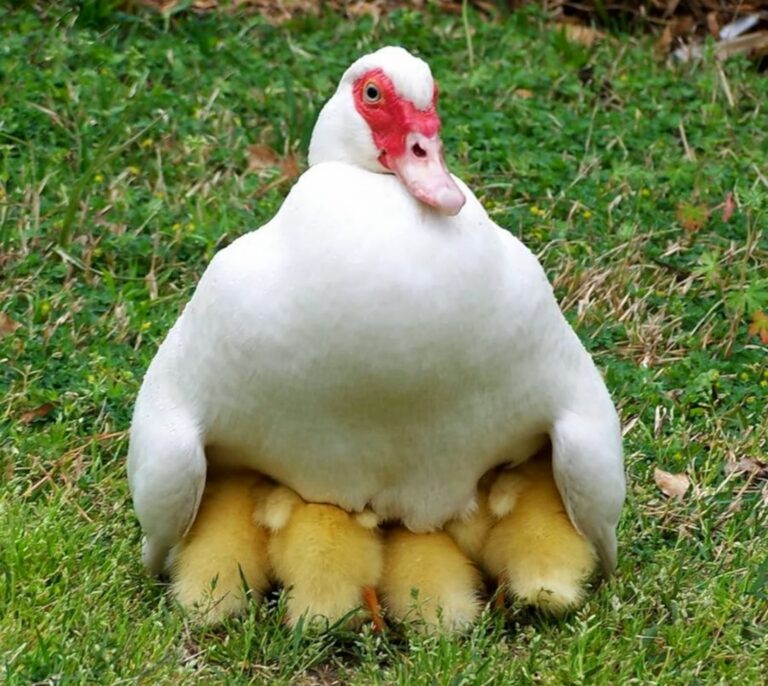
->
40 301 51 315
582 210 592 219
640 188 651 198
127 165 140 176
740 372 749 382
140 138 154 149
93 174 104 183
140 321 151 331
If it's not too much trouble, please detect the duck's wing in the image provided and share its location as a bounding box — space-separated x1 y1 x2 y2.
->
127 345 207 575
551 411 626 576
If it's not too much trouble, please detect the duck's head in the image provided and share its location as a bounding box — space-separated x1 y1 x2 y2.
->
308 46 466 216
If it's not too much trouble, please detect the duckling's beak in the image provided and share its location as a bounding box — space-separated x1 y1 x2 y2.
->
384 132 466 216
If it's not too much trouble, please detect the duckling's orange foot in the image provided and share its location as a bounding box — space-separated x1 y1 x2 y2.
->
362 586 386 632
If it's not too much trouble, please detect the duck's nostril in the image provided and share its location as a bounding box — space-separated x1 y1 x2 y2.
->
412 143 427 158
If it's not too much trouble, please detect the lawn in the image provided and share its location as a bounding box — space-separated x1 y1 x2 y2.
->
1 3 766 684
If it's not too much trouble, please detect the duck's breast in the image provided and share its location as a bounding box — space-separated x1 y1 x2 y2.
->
172 162 568 526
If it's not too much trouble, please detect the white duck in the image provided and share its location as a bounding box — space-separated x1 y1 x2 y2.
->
128 46 625 579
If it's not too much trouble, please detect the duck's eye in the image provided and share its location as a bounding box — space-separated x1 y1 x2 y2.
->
363 83 381 104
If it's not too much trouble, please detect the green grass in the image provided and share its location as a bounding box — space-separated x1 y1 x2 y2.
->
1 3 767 684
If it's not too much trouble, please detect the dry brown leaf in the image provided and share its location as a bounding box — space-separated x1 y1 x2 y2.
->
721 191 735 223
725 457 768 479
655 24 675 55
514 88 534 99
247 144 280 172
0 312 19 338
748 311 768 345
676 202 709 233
655 15 696 55
706 11 720 39
253 153 303 198
654 467 690 499
346 0 383 21
141 0 179 11
661 0 680 18
20 403 56 425
279 154 301 181
554 22 606 48
716 31 768 61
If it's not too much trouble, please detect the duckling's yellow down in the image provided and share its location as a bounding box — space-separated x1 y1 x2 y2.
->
170 472 271 624
482 453 598 614
253 486 383 628
380 529 483 633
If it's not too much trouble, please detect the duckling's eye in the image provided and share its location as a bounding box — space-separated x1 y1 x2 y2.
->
363 83 381 104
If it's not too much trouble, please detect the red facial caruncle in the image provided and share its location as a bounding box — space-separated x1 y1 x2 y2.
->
352 69 465 216
352 69 439 169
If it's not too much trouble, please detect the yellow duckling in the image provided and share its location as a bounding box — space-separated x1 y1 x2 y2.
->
380 528 483 633
252 485 384 630
449 450 598 614
482 451 598 613
170 472 271 624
